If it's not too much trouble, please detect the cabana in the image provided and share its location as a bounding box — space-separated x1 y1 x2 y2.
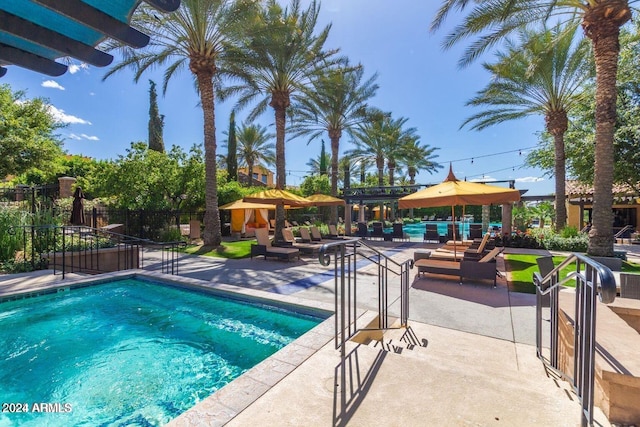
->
220 200 273 236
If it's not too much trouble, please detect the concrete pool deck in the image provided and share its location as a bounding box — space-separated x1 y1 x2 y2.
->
3 240 635 425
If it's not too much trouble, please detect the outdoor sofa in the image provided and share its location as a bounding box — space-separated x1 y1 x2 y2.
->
414 247 504 287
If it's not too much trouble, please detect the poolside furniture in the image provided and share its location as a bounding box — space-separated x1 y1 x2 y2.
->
392 223 409 242
620 273 640 300
356 222 369 238
414 247 504 287
310 226 330 242
447 223 461 241
462 233 491 259
298 227 314 242
251 228 300 261
370 222 384 240
413 250 432 261
424 224 440 243
327 224 345 239
469 224 483 239
281 228 320 255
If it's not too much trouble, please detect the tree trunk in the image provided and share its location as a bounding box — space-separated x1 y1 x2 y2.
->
584 9 628 256
195 70 221 247
271 91 289 243
546 110 568 231
329 130 341 224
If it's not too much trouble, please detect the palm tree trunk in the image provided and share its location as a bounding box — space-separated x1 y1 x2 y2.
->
196 71 221 247
553 132 567 231
272 93 288 243
329 131 341 224
586 23 621 256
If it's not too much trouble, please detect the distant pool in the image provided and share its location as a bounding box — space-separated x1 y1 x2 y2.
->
0 278 324 426
383 222 501 239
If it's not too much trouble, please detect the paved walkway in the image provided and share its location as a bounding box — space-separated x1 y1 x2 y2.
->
1 240 622 426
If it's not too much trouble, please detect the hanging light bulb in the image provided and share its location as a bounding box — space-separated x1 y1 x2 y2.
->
471 158 474 164
519 149 522 156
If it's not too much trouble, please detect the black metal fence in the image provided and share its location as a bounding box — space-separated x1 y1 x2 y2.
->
0 184 60 210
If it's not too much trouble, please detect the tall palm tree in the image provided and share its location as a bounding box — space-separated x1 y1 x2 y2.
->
461 24 593 230
431 0 637 256
234 122 276 186
290 63 379 223
402 139 442 218
103 0 257 247
224 0 339 241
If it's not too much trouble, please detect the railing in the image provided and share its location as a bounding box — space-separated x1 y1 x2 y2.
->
7 225 186 278
318 238 413 354
614 224 634 243
533 254 617 427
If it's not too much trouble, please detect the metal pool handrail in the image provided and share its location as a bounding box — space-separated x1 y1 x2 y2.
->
533 252 616 427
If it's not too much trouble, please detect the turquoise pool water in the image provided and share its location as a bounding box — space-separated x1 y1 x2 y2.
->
0 278 323 426
384 222 501 238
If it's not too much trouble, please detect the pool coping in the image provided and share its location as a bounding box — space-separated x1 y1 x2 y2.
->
1 269 336 426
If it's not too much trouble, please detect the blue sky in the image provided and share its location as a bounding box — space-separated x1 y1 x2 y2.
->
2 0 553 196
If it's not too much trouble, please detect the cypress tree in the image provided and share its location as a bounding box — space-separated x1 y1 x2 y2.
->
148 80 165 153
226 112 238 181
319 139 327 176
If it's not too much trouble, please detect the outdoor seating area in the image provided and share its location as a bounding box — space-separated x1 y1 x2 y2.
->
414 247 504 287
250 228 300 261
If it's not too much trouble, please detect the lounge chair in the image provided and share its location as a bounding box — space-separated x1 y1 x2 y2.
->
281 228 320 255
251 228 300 261
327 224 344 239
447 223 461 241
310 225 332 242
414 247 504 287
424 223 440 243
299 227 317 243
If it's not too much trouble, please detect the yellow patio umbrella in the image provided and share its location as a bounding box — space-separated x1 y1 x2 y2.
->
306 193 345 206
220 200 276 210
399 165 520 258
243 189 311 207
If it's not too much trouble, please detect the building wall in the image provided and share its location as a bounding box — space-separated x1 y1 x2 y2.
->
238 166 274 187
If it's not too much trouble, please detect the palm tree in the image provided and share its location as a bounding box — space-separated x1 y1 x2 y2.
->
431 0 637 256
234 122 276 186
103 0 257 247
306 152 332 177
224 0 339 242
290 63 379 223
402 139 442 218
461 24 593 230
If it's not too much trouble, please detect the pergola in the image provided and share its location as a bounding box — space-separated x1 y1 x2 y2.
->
0 0 180 78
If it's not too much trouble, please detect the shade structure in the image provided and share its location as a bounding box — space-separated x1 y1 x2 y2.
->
398 166 521 209
220 200 276 210
243 189 311 207
306 194 345 206
0 0 180 77
398 165 520 259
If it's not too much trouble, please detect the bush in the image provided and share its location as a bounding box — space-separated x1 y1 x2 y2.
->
560 226 579 238
542 234 589 252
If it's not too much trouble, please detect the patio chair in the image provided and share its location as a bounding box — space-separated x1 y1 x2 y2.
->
251 228 299 261
392 223 409 242
469 224 483 239
281 228 320 255
310 225 331 242
447 223 461 241
424 224 440 243
620 273 640 300
414 247 503 287
356 222 369 238
370 222 384 240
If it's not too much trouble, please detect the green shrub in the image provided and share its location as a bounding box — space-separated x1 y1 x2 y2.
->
542 234 589 252
560 226 579 238
159 226 186 243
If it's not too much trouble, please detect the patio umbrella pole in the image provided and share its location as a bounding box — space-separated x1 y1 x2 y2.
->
452 205 457 261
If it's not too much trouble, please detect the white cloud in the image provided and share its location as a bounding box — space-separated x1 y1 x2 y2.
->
42 80 65 90
469 176 496 183
48 105 92 125
80 134 99 141
68 133 99 141
516 176 545 183
68 63 89 74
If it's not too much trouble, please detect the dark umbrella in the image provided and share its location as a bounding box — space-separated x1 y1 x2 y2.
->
70 187 85 225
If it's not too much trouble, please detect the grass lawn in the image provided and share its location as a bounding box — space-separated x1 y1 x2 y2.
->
504 253 640 294
182 239 254 259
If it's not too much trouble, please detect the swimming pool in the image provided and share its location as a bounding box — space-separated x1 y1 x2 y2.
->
0 277 326 426
388 222 502 239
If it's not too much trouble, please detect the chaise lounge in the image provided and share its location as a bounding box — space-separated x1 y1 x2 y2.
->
251 228 300 261
281 228 321 255
414 247 504 287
